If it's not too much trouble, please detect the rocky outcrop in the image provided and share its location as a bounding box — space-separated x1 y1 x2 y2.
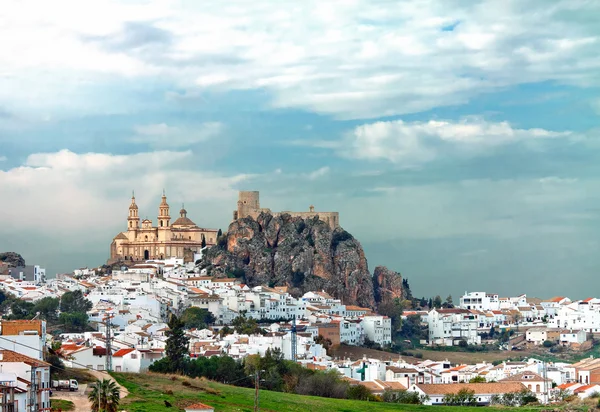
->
203 212 376 308
373 266 408 307
0 252 25 267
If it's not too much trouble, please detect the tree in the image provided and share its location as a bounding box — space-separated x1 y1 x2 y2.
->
419 297 427 308
489 325 496 339
46 341 64 374
201 234 206 248
60 290 92 313
378 297 403 334
433 295 443 309
443 388 477 406
217 229 223 238
59 312 89 332
399 314 423 339
315 335 333 351
165 314 189 372
427 298 433 309
232 315 261 335
469 376 487 383
444 295 453 308
88 378 120 412
34 297 59 323
8 300 35 319
180 307 216 329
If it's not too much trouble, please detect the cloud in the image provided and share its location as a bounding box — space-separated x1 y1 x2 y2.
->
305 166 330 180
342 118 571 165
0 1 599 119
0 156 6 162
131 122 224 148
0 149 249 235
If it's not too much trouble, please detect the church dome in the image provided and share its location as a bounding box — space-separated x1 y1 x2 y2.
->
172 216 197 227
180 207 187 215
129 203 138 210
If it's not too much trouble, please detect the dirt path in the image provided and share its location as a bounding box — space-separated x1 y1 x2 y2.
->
88 370 129 400
51 371 129 412
51 384 90 412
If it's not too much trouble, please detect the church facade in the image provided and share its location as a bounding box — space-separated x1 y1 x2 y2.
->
110 192 219 262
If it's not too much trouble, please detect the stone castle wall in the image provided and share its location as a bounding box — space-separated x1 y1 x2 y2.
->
233 191 340 229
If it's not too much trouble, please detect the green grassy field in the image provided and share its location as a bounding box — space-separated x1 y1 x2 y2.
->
50 399 74 411
112 372 552 412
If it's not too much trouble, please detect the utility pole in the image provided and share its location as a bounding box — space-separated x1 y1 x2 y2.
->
291 316 297 362
105 314 113 372
254 369 260 412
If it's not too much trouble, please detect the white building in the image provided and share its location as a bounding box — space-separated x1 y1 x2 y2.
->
427 309 480 346
459 292 500 311
0 350 51 412
361 316 392 346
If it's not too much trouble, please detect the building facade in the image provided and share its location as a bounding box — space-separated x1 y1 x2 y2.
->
110 192 219 262
233 191 340 230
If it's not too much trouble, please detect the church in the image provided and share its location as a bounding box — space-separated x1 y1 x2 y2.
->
110 192 219 262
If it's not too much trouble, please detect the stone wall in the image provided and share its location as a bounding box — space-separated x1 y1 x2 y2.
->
233 191 339 229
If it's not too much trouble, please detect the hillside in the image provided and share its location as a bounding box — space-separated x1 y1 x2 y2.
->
203 212 408 309
112 372 545 412
0 252 25 267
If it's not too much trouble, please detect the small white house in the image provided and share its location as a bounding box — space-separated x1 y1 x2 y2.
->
409 382 526 406
184 402 214 412
559 329 587 346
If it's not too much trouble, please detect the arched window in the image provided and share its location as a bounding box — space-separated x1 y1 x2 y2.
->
535 384 540 393
129 221 132 227
145 235 148 241
160 221 163 227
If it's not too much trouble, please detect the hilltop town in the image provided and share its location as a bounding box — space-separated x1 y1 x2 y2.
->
2 191 600 410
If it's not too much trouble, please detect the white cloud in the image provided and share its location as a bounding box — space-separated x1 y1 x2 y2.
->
305 166 330 180
0 156 6 162
0 0 598 119
0 149 250 235
343 118 571 165
131 122 223 148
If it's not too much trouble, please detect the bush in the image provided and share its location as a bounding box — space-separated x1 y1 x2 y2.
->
347 385 378 401
382 389 427 404
543 340 554 348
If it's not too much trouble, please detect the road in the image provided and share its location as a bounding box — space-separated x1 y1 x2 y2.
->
51 370 129 412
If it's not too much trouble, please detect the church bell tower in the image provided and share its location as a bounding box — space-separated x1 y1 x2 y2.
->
127 191 140 230
158 190 171 228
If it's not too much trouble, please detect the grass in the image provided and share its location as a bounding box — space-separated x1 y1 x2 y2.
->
112 372 548 412
52 367 96 384
51 399 74 411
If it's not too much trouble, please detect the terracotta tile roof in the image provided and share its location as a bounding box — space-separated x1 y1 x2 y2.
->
113 348 135 357
387 366 418 374
415 382 525 395
574 384 600 393
0 350 50 367
500 372 548 382
374 380 406 390
557 382 580 390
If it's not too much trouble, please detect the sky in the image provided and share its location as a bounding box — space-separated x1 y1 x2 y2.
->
1 0 600 300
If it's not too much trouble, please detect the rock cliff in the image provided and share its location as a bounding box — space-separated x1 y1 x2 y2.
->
373 266 409 307
203 213 405 309
0 252 25 267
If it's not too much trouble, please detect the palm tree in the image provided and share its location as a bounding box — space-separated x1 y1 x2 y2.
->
88 378 120 412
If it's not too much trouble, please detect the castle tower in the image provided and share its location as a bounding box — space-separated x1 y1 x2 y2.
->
158 190 171 228
235 191 260 220
127 191 140 230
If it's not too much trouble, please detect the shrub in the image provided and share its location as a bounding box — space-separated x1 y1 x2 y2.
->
543 340 554 348
182 380 191 387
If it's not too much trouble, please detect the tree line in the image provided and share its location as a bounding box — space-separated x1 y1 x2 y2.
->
0 289 93 333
